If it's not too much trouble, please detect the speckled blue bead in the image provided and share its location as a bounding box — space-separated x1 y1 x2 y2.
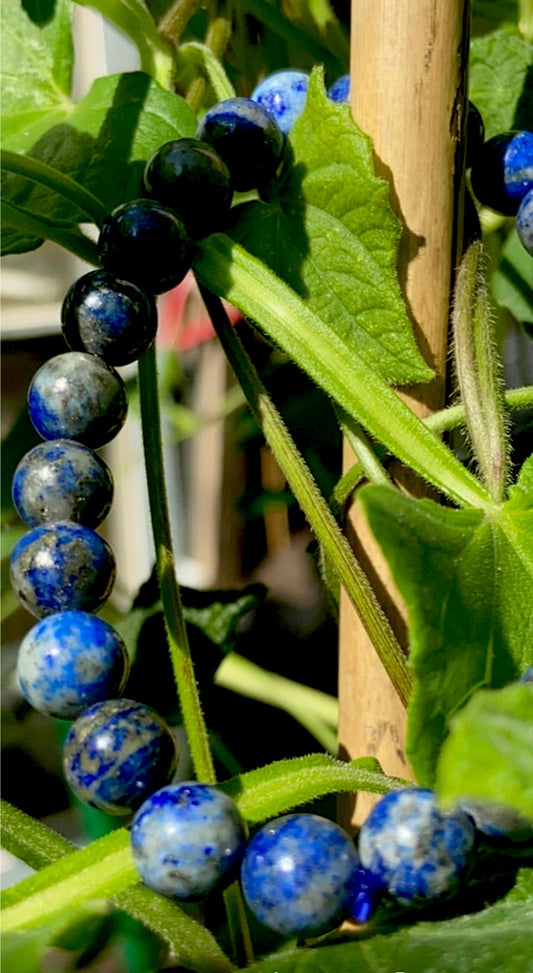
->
470 130 533 215
196 98 284 192
130 782 247 899
516 188 533 256
10 521 115 618
240 813 359 938
327 74 350 104
61 271 158 366
344 866 383 924
12 440 113 528
358 788 475 905
63 699 178 814
251 70 309 136
27 352 127 448
460 799 533 844
97 200 193 295
520 666 533 684
17 611 129 720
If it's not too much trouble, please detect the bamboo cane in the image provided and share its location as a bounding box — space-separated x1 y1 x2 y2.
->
338 0 469 826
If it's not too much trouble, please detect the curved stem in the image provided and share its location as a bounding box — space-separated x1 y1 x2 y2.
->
1 150 108 227
138 345 216 784
196 283 412 706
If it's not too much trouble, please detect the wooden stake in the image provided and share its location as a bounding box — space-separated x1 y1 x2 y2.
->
338 0 469 826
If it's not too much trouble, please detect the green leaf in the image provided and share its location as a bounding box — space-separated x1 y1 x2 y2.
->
1 905 107 973
74 0 173 84
194 235 490 509
492 228 533 325
1 71 196 255
219 754 407 823
229 70 432 386
360 456 533 785
469 29 533 138
437 683 533 821
247 873 533 972
1 0 73 150
182 584 265 649
471 1 519 37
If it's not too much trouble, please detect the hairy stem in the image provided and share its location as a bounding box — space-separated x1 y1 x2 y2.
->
138 345 216 784
196 283 412 706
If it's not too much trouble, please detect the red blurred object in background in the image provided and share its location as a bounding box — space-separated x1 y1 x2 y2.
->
157 272 242 352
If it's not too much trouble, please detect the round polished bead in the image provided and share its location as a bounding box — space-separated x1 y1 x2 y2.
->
251 70 309 136
10 521 115 618
470 130 533 215
63 699 178 814
27 352 127 448
465 101 485 169
17 611 129 720
144 138 232 238
460 799 533 844
240 813 359 938
62 271 157 366
327 74 350 104
516 188 533 256
196 98 284 192
97 199 193 295
131 782 247 899
12 439 113 528
358 788 475 904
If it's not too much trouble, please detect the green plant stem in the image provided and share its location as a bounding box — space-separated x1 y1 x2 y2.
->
215 652 339 752
138 345 216 785
453 240 510 502
332 386 533 515
1 199 99 265
196 282 412 706
184 6 235 111
159 0 203 47
336 407 391 486
0 150 108 226
137 346 253 964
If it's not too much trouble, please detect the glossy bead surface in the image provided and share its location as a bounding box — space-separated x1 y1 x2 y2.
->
516 188 533 255
27 352 127 448
251 70 309 136
196 98 284 192
62 271 157 366
327 74 350 104
460 799 533 844
131 782 247 899
17 611 129 720
240 813 359 937
470 130 533 215
97 199 193 295
10 521 115 618
358 788 475 904
144 138 232 238
12 440 113 528
63 699 178 814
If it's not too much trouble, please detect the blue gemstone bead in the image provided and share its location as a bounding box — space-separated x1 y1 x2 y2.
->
240 813 359 938
97 200 192 295
196 98 284 192
17 611 129 720
63 699 178 814
12 439 113 528
516 188 533 256
470 130 533 215
27 352 127 448
62 271 157 366
327 74 350 104
131 782 247 899
358 788 475 904
344 866 383 924
144 138 233 238
251 70 309 136
460 799 533 844
10 521 115 618
520 666 533 684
